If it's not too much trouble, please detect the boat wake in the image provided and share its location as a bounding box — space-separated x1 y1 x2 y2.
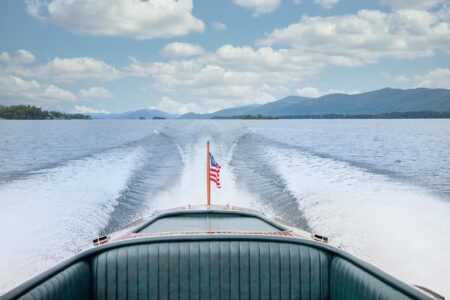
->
261 141 450 296
0 121 449 297
0 143 143 292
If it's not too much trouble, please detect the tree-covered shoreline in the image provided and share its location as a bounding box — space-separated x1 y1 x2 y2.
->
212 114 278 119
0 105 90 120
211 111 450 120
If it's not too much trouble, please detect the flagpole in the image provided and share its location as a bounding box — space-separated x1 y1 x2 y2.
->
206 140 211 206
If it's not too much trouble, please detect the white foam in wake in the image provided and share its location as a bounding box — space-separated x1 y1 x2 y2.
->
266 146 450 297
0 147 144 293
151 137 261 211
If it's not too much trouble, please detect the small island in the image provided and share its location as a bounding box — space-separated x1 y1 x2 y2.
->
0 105 90 120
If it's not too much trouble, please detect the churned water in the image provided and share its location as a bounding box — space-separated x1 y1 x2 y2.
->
0 119 449 296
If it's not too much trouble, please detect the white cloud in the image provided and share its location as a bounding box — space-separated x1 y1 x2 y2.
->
296 86 360 97
0 51 120 84
296 86 322 97
126 44 320 112
233 0 281 16
116 7 450 112
0 49 35 64
160 42 205 57
26 0 204 39
314 0 339 9
16 49 36 64
14 6 440 113
151 96 201 114
0 75 76 105
296 86 361 98
0 52 10 62
380 72 411 83
74 105 109 114
378 0 444 9
212 22 227 31
258 9 450 65
416 68 450 89
21 57 120 83
44 84 76 100
79 86 114 99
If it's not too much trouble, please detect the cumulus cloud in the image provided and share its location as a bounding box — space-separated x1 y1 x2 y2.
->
128 61 278 112
112 6 450 112
125 44 323 112
0 75 76 105
79 86 114 99
0 49 35 64
0 51 120 84
378 0 444 9
314 0 339 9
160 42 205 57
212 22 227 31
10 57 121 83
258 9 450 66
296 86 360 97
296 86 322 98
74 105 109 114
380 72 412 83
10 5 446 113
416 68 450 89
151 96 201 115
26 0 204 39
233 0 281 16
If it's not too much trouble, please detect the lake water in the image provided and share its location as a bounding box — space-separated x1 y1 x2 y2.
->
1 119 450 297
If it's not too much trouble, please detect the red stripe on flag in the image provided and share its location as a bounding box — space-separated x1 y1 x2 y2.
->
209 153 222 188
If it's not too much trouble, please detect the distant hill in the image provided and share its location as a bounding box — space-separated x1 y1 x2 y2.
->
91 109 177 119
211 88 450 117
178 112 207 119
88 88 450 119
208 104 262 118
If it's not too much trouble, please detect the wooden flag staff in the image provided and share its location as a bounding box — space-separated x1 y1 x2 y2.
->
206 140 211 206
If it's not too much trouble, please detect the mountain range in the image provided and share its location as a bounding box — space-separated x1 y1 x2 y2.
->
90 109 177 119
90 87 450 119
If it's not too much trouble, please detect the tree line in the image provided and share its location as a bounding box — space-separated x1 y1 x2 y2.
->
0 105 90 120
212 111 450 120
279 111 450 119
212 114 278 119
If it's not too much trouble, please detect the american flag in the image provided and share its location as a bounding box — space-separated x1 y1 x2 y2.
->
209 153 221 188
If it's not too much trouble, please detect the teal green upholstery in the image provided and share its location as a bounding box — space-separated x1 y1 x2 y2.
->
91 241 330 300
3 238 432 300
330 257 412 300
17 261 91 300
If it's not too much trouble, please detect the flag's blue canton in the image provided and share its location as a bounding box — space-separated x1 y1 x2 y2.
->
210 154 219 167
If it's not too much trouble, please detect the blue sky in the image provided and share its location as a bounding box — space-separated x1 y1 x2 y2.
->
0 0 449 114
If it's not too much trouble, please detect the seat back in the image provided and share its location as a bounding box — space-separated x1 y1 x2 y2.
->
17 261 91 300
330 257 412 300
5 239 430 300
91 241 330 300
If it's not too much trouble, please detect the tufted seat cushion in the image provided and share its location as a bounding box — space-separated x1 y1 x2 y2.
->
91 241 330 300
330 257 412 300
17 261 91 300
4 238 431 300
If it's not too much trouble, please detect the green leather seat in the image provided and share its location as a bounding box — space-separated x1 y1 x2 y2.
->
91 241 330 300
17 261 90 300
330 258 412 300
4 237 432 300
